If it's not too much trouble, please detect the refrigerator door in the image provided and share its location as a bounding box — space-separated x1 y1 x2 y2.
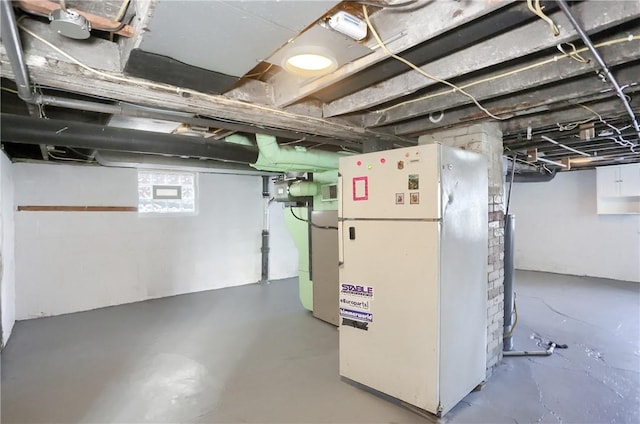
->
339 144 440 220
339 220 440 413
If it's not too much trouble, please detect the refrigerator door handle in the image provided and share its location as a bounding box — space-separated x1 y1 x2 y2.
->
338 174 344 267
338 222 345 266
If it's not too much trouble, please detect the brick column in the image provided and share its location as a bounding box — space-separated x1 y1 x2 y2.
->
419 122 504 376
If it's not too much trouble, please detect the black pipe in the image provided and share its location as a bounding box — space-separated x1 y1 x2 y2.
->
261 230 270 284
512 170 557 183
503 214 515 351
260 176 271 284
1 114 259 164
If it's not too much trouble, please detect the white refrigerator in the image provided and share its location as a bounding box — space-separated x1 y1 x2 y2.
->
338 143 488 416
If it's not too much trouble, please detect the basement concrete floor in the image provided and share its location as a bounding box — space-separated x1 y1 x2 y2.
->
1 270 639 423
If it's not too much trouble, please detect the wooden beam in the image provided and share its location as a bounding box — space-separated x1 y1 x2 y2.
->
322 1 640 117
16 0 135 37
0 48 412 146
385 63 640 136
360 32 640 128
18 205 137 212
270 0 515 107
501 98 640 134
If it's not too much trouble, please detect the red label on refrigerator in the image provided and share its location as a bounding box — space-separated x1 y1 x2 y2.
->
352 176 369 201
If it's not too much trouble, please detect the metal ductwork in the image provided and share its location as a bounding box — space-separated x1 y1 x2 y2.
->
511 170 557 183
1 114 259 164
94 151 270 176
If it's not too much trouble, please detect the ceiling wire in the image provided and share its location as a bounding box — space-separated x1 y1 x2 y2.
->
47 152 93 162
346 0 418 8
244 63 273 79
109 0 130 41
1 86 19 94
579 104 638 152
526 0 559 36
16 22 408 144
375 34 639 114
362 5 507 121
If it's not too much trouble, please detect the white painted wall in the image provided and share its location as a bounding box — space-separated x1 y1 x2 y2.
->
509 169 640 282
268 201 299 280
1 152 16 347
14 163 298 319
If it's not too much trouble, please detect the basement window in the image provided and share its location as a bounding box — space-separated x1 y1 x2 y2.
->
138 171 197 215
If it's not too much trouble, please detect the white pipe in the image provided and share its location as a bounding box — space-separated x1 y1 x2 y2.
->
504 342 557 357
541 135 591 157
537 157 567 168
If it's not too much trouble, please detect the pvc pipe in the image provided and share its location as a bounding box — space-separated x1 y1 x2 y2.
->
536 157 567 168
557 0 640 140
541 135 591 157
503 342 557 357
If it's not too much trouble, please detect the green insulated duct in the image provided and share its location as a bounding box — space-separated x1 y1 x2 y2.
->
251 133 344 172
224 133 347 311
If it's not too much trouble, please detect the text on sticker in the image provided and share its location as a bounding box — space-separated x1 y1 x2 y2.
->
341 283 374 297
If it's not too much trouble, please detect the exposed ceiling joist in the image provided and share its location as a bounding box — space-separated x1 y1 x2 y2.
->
359 31 640 129
386 63 640 136
0 48 413 146
271 0 515 107
322 0 640 117
501 97 640 134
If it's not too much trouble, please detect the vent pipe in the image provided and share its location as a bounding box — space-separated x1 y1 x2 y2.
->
1 114 259 164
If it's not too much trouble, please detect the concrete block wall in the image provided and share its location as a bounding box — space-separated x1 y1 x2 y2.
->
13 163 299 319
419 122 505 375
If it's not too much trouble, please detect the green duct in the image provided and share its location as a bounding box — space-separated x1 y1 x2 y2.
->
289 181 319 197
224 134 255 146
252 133 346 172
226 133 347 311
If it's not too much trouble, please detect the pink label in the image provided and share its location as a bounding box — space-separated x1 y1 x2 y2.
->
352 176 368 201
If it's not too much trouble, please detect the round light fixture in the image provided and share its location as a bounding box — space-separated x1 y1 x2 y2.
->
287 54 333 71
282 46 337 77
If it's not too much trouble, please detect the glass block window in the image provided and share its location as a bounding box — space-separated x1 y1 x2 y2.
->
138 171 197 215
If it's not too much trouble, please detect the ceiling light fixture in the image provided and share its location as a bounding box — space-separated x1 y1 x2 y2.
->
282 46 337 77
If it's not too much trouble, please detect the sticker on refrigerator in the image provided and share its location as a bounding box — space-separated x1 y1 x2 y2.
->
340 297 371 310
340 283 374 298
340 308 373 323
395 193 405 204
352 176 368 201
339 284 374 323
410 192 420 204
408 174 419 190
